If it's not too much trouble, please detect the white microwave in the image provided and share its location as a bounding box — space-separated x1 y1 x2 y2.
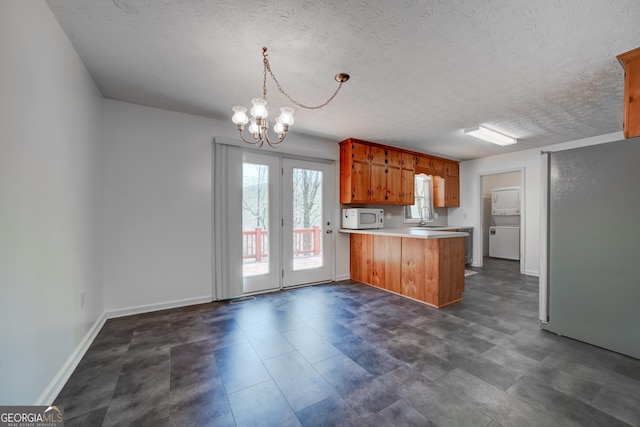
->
342 208 384 229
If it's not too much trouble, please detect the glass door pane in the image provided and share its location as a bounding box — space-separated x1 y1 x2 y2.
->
242 152 280 294
292 167 324 271
242 162 270 277
282 159 333 287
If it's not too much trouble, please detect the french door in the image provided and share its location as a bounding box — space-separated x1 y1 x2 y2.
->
282 159 333 287
241 153 333 294
242 152 281 293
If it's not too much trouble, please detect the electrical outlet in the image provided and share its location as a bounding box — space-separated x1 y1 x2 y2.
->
81 291 85 309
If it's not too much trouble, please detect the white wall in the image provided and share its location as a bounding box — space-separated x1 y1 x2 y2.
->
482 172 521 197
449 131 625 276
102 100 349 314
0 1 104 404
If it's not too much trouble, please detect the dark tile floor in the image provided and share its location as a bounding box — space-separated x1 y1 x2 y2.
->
55 257 640 426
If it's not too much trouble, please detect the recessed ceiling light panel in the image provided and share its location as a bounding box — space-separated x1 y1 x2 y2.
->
464 125 517 146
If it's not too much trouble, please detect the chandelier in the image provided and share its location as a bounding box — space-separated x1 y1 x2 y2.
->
232 47 350 148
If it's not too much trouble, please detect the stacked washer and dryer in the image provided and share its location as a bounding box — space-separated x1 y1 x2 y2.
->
489 186 520 260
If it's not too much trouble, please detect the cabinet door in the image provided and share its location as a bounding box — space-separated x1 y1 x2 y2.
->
618 47 640 139
430 158 444 176
351 141 371 162
433 175 445 207
401 153 415 170
350 160 371 202
625 55 640 138
350 234 373 284
401 168 415 204
445 161 459 177
370 145 387 165
370 162 387 202
414 155 430 174
386 149 402 168
445 175 460 207
386 165 402 203
372 235 402 293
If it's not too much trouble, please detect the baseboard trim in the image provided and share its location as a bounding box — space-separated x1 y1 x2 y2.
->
106 295 213 319
335 274 351 281
524 269 540 277
35 312 107 405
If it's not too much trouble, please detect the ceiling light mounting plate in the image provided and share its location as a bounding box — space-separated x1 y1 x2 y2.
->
335 73 350 83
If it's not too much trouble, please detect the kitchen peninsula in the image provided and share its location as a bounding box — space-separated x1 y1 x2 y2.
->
341 228 467 308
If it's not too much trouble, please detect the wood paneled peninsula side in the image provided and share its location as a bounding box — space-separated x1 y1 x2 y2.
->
341 228 467 308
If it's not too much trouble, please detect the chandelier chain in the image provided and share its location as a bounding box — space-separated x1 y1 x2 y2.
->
262 48 345 110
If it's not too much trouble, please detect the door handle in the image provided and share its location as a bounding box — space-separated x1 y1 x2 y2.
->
326 229 333 234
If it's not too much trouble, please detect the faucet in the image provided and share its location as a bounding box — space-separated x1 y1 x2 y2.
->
419 206 431 227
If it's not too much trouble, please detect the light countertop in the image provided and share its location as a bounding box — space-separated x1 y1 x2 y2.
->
339 227 469 239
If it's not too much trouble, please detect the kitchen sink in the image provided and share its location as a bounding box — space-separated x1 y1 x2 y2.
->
410 225 452 230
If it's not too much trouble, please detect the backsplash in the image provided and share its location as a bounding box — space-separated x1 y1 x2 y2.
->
341 204 448 228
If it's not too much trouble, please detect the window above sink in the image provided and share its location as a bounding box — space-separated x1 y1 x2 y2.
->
404 174 434 224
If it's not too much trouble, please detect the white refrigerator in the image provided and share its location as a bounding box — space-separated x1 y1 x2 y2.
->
540 138 640 360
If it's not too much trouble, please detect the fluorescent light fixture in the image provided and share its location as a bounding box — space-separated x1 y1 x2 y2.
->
464 125 517 146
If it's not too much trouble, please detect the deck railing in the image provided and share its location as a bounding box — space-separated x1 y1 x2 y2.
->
242 226 321 262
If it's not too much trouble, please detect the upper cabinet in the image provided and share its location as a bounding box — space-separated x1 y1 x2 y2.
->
443 161 460 207
340 138 459 207
617 47 640 139
340 138 416 205
415 155 444 176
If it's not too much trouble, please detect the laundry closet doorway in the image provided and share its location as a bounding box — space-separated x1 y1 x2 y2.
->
478 169 524 274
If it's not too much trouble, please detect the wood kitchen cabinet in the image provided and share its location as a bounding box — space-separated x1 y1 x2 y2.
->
340 138 415 205
400 153 416 204
443 161 460 207
378 147 403 203
415 155 444 176
349 232 465 308
340 138 458 207
350 233 373 284
340 140 371 203
617 47 640 139
415 155 459 207
444 176 460 207
371 235 402 294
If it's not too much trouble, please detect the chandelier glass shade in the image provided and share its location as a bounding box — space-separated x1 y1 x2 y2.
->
232 47 349 148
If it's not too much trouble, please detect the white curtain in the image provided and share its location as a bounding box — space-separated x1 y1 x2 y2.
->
213 141 244 300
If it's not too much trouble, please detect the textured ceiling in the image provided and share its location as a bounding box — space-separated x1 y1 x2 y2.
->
45 0 640 160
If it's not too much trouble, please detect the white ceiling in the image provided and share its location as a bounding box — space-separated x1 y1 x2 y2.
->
45 0 640 160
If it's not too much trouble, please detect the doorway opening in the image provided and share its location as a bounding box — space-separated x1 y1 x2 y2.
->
478 169 524 274
241 152 334 294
